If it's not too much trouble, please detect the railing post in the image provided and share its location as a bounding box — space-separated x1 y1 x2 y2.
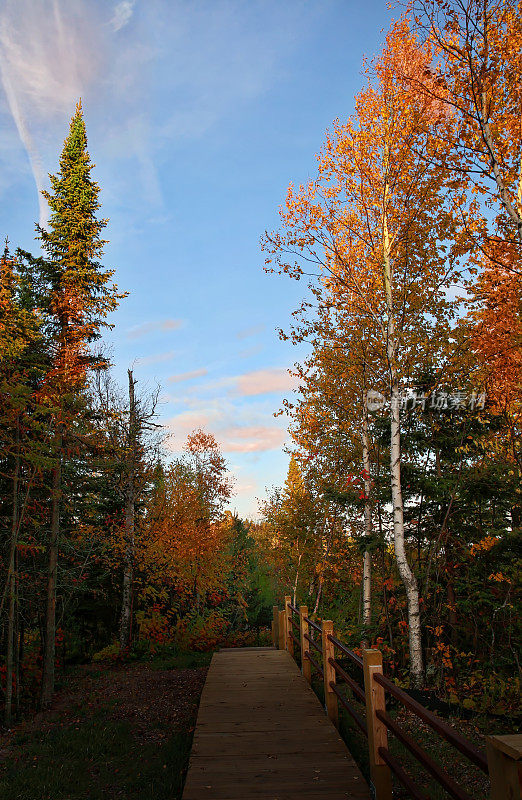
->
278 609 286 650
487 734 522 800
322 620 338 727
284 595 294 656
363 649 392 800
299 605 311 684
272 605 279 648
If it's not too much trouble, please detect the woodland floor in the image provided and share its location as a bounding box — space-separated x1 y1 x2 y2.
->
1 653 514 800
0 654 209 800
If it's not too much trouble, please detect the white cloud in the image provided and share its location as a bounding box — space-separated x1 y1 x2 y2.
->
0 0 104 224
235 480 257 495
111 1 136 32
0 0 316 223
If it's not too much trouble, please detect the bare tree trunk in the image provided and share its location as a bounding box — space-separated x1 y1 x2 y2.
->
119 370 136 650
15 607 23 715
292 551 302 607
5 419 20 726
41 425 62 708
361 390 372 627
446 579 458 646
383 195 424 688
119 484 135 649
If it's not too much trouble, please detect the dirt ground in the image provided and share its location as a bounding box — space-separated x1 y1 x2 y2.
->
0 661 208 800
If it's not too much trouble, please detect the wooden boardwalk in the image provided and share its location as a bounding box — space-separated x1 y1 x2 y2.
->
182 647 369 800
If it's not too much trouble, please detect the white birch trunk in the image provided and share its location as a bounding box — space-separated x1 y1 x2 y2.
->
362 391 372 627
383 192 424 688
292 550 302 607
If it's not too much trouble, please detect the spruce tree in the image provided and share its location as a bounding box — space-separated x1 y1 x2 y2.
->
38 101 123 706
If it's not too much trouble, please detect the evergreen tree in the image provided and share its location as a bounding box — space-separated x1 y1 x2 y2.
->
35 101 123 707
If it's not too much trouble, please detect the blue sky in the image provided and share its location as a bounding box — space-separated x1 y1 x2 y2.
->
0 0 393 517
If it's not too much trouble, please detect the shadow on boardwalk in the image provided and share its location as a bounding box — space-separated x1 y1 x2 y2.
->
182 647 369 799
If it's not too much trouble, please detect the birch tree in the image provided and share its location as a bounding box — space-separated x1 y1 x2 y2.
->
411 0 522 259
264 21 467 686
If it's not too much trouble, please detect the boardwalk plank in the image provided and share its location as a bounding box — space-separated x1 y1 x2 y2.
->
182 647 369 800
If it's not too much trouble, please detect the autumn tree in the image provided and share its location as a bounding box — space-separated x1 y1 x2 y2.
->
126 430 235 644
287 304 387 625
93 368 162 649
181 430 233 610
263 21 470 686
410 0 522 261
259 457 322 607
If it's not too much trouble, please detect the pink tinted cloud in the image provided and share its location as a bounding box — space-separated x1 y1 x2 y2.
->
135 350 176 367
219 425 286 453
235 480 256 495
239 344 264 359
166 409 287 454
168 367 208 384
127 319 183 339
236 368 297 396
166 410 214 450
236 323 265 340
161 319 182 331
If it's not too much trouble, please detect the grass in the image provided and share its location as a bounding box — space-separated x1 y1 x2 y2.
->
308 663 495 799
0 647 211 800
147 648 213 671
0 711 195 800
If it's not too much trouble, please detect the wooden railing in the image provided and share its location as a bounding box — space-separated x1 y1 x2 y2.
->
272 596 522 800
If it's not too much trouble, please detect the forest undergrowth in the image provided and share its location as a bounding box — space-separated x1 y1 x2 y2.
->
0 647 209 800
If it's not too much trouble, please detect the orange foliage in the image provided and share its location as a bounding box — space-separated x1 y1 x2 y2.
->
470 241 522 413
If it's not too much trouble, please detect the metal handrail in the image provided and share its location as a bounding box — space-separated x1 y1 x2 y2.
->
327 634 363 669
305 650 324 678
379 746 429 800
330 682 368 736
279 595 488 796
373 673 488 773
376 709 473 800
328 657 365 703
